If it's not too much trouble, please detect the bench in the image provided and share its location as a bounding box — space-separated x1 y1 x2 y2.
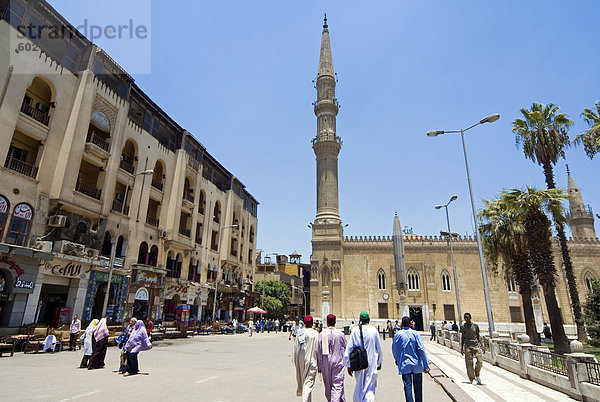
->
0 343 15 357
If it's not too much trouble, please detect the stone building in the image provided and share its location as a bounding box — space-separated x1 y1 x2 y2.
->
309 17 599 334
0 0 258 329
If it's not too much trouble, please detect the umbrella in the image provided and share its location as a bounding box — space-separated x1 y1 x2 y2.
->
247 307 267 314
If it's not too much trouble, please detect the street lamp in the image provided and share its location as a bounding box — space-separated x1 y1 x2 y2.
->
211 224 239 321
293 285 307 317
427 113 500 335
102 169 154 318
435 195 462 326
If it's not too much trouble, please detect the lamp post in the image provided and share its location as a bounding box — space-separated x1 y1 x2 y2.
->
211 224 239 321
293 285 307 317
427 113 499 335
435 195 462 326
102 169 154 318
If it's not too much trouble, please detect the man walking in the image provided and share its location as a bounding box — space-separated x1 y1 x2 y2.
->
429 321 436 341
317 314 346 402
69 314 81 351
293 315 319 401
460 312 485 385
392 316 430 402
343 311 383 402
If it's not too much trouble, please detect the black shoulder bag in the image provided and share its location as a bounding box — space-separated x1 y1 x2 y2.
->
349 324 369 371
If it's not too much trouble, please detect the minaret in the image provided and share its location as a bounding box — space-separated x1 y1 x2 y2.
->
566 166 596 240
311 15 344 319
393 213 408 317
313 14 341 224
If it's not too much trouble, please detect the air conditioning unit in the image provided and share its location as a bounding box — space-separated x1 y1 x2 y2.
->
159 230 169 239
86 248 99 259
33 241 52 253
55 240 86 256
48 215 67 228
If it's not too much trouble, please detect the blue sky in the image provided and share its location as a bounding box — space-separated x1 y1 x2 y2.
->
53 1 600 262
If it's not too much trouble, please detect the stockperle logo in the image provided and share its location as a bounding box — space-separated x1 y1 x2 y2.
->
10 0 152 74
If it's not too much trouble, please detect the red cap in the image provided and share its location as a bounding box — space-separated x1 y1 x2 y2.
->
303 315 313 326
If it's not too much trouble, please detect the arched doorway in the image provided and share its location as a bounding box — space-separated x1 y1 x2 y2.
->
164 294 180 322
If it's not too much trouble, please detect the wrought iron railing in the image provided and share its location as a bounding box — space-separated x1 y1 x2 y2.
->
111 199 130 215
146 216 159 227
20 102 50 126
497 343 520 361
188 157 200 171
585 361 600 385
179 227 191 237
565 205 593 220
4 156 38 178
75 179 102 200
86 131 110 152
119 157 134 174
184 193 195 203
151 179 163 191
529 350 567 376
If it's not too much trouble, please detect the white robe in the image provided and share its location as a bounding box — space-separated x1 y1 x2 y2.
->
294 327 319 401
83 326 95 356
343 324 383 402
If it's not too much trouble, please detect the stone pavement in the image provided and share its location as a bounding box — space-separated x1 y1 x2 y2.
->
0 331 450 401
424 337 577 401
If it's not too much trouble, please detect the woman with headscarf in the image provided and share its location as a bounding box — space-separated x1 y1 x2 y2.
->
116 317 136 373
80 319 98 368
88 317 109 369
123 320 152 375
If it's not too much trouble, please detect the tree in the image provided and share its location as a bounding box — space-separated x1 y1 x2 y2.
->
480 196 539 344
504 187 570 353
512 102 586 342
574 100 600 159
255 280 291 318
583 278 600 347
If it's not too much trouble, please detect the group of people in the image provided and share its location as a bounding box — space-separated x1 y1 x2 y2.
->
75 315 152 375
291 311 486 402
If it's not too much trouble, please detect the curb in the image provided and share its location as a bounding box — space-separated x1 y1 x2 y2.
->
428 362 475 402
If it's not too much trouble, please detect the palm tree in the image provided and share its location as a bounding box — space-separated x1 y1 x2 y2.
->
512 102 586 342
504 187 570 354
480 197 539 344
574 100 600 159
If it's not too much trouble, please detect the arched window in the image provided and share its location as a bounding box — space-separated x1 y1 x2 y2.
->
213 201 221 223
137 242 149 264
115 235 125 258
249 225 255 243
377 269 386 290
6 203 34 246
0 195 10 241
166 251 175 277
198 190 206 215
74 222 88 244
151 161 164 191
407 268 420 291
175 253 183 278
584 272 595 293
441 270 451 291
507 276 517 293
183 177 194 203
100 231 112 257
120 139 137 174
149 245 159 267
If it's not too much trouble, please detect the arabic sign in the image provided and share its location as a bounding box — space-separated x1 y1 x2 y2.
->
164 283 188 300
15 277 34 289
43 260 92 278
0 256 24 276
0 195 7 213
13 203 33 220
136 271 160 287
94 271 123 284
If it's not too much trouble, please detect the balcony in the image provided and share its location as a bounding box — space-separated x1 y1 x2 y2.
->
151 179 163 191
566 205 593 220
188 158 200 171
75 179 102 200
120 157 134 174
230 249 238 257
184 193 195 204
4 156 38 178
86 131 110 152
111 199 130 215
20 102 50 126
179 227 191 237
188 271 201 282
146 216 159 227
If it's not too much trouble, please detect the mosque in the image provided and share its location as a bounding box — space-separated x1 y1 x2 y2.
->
308 17 599 334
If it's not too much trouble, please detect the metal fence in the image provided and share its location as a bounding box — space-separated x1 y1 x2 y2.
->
529 350 567 376
497 343 520 361
585 361 600 385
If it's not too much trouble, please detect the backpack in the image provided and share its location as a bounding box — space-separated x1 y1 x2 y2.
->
349 324 369 371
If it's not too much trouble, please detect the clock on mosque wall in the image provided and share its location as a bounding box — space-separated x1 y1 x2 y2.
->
382 293 389 300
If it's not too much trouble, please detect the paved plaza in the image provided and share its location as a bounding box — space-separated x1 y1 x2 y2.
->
1 332 450 401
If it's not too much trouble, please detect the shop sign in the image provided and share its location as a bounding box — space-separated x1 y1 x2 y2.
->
136 271 160 287
135 287 149 301
0 256 24 276
14 277 34 289
164 283 188 300
94 271 123 284
43 260 91 278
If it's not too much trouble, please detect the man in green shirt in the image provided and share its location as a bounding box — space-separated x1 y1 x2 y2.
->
460 312 486 385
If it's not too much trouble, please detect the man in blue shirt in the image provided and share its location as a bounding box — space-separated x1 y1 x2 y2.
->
392 316 430 402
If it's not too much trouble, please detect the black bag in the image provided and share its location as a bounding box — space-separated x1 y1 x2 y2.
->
349 324 369 371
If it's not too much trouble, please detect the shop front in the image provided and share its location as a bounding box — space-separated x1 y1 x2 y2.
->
83 269 129 324
0 246 48 328
163 280 189 322
187 283 209 322
126 265 165 322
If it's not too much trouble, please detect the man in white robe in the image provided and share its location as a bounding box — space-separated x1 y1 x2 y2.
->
343 311 383 402
293 315 320 401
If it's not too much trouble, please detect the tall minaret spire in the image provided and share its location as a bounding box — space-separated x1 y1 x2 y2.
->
566 167 596 239
313 15 341 224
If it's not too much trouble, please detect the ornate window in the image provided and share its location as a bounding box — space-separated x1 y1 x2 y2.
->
0 195 9 241
507 276 517 293
441 270 451 291
584 272 595 292
377 269 386 290
6 203 33 246
407 268 420 291
137 242 149 264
